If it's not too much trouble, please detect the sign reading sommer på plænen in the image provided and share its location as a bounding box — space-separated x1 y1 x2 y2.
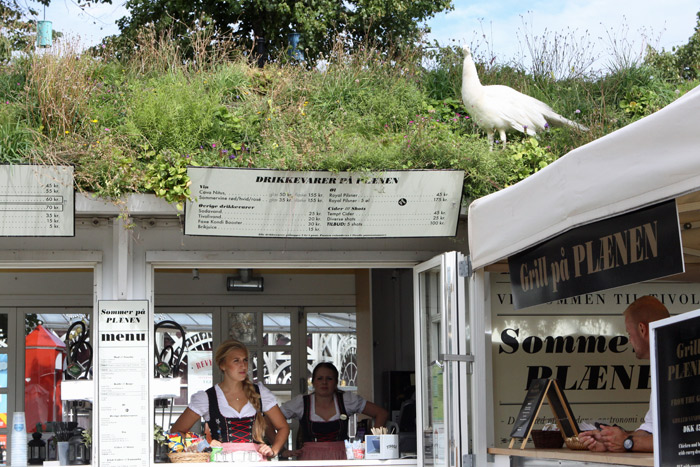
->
491 277 700 448
0 165 74 236
184 168 464 238
97 300 149 467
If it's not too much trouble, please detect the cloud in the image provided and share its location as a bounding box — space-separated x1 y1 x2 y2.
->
425 0 699 68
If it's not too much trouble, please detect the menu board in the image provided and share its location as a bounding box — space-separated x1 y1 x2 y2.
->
185 168 464 238
97 301 149 467
651 309 700 467
510 378 549 440
0 165 74 236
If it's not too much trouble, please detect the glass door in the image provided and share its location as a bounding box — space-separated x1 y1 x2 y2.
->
414 252 470 467
303 308 357 392
227 307 299 404
152 308 214 432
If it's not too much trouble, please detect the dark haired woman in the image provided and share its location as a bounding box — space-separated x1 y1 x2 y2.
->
171 339 289 460
279 362 388 460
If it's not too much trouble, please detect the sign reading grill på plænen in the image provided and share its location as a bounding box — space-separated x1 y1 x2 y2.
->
185 168 464 238
508 200 684 309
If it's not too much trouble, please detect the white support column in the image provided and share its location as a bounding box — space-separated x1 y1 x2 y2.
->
113 218 132 299
92 261 101 467
470 269 494 466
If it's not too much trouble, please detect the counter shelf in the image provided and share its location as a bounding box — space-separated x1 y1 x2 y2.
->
488 447 653 467
50 458 418 466
173 460 416 467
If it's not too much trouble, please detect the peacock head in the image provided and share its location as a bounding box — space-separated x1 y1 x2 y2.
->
462 45 472 57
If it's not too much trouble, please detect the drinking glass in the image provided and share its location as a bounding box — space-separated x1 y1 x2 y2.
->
348 413 357 440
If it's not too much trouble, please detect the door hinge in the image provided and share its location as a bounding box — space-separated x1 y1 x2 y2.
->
463 453 475 467
458 256 472 278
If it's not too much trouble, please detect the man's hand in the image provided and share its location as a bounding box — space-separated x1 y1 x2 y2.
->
578 430 607 452
598 425 628 452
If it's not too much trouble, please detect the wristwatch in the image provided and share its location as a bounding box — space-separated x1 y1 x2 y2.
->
623 436 634 451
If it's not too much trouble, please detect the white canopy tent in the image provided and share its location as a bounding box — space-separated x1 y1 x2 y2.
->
468 84 700 271
465 85 700 467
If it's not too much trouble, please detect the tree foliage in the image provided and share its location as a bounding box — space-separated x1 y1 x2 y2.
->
0 1 38 60
112 0 453 64
644 10 700 81
674 11 700 80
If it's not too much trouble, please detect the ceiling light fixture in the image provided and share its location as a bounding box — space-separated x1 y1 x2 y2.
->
227 268 264 292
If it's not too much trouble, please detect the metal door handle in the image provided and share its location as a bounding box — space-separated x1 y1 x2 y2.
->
439 353 474 363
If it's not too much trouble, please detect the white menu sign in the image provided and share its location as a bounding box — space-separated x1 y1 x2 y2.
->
185 168 464 238
0 165 74 236
97 300 149 467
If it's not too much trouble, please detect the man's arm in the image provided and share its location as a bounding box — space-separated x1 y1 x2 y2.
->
626 430 653 453
598 426 652 453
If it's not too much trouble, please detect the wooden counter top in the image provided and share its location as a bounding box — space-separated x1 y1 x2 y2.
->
64 458 419 467
487 447 653 466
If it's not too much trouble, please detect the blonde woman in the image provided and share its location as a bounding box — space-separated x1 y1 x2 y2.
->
171 339 289 459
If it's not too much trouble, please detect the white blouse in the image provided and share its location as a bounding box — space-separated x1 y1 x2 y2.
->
188 383 278 420
280 391 367 421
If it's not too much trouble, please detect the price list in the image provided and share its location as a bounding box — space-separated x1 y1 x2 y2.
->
185 168 464 238
0 165 74 236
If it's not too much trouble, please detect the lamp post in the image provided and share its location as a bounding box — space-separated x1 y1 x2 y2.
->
255 37 267 68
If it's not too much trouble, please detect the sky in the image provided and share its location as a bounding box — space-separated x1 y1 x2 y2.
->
27 0 699 69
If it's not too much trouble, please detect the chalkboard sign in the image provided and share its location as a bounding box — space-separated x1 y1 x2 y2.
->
509 378 579 449
510 378 549 439
547 380 580 438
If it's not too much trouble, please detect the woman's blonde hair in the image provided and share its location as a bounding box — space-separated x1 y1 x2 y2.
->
215 339 265 442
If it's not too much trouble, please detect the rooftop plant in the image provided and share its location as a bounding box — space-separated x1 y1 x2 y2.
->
0 18 697 209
